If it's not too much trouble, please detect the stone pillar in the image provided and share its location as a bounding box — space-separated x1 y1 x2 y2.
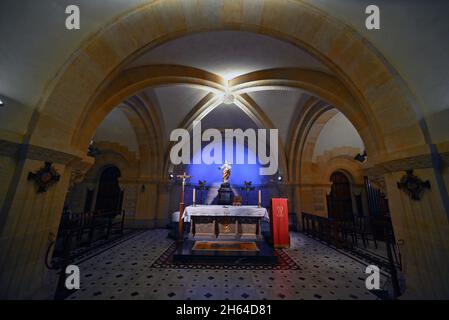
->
119 181 138 226
65 156 95 213
384 168 449 299
135 180 158 228
156 182 172 228
351 184 364 216
290 184 303 231
0 144 77 299
119 178 162 229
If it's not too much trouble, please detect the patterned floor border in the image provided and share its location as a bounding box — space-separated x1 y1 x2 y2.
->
150 242 302 270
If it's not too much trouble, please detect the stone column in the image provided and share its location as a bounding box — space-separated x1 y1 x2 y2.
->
65 156 95 213
351 184 364 216
119 180 138 226
135 180 158 228
156 181 172 228
290 183 303 231
384 167 449 299
0 144 78 299
118 177 162 229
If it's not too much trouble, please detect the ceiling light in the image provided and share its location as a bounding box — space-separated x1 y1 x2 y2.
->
220 81 235 105
222 90 235 105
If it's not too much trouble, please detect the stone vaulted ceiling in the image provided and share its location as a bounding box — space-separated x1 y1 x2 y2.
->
115 31 332 148
94 29 367 156
2 1 449 145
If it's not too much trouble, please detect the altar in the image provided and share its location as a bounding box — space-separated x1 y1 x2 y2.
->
182 205 269 240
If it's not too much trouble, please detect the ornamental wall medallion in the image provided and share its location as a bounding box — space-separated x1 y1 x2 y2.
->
28 162 61 193
397 169 430 201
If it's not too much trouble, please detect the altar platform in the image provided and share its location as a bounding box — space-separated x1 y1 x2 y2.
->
174 205 276 264
173 239 277 264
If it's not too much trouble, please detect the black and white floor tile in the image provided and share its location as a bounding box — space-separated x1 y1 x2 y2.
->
66 229 388 300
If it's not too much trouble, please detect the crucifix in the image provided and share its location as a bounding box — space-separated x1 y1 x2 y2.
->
177 172 191 242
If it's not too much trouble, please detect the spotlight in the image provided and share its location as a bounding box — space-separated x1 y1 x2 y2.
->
354 150 367 163
169 173 174 180
277 175 283 182
0 98 4 107
87 139 100 156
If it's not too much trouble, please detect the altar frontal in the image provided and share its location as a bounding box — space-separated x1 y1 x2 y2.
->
183 205 269 240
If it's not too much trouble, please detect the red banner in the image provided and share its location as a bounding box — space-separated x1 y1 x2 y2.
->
270 198 290 248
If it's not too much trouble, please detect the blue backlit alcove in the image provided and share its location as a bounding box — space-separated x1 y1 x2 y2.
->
171 103 277 207
187 137 268 204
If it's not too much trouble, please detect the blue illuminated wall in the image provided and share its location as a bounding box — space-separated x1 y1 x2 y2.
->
170 103 277 207
188 140 264 186
185 138 271 204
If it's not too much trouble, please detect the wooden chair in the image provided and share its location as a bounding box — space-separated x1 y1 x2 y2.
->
353 216 378 249
339 217 357 246
106 210 126 238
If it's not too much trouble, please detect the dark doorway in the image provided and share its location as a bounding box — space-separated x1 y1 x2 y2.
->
95 166 123 215
327 171 353 220
83 189 94 213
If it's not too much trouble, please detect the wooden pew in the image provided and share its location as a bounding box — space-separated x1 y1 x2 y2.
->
301 212 346 248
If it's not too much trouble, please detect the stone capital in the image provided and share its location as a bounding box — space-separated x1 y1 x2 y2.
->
365 150 449 176
0 139 82 164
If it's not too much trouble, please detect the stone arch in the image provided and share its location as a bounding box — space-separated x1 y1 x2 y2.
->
66 141 137 215
287 97 365 226
119 92 165 177
162 91 288 177
3 0 447 300
324 158 364 186
287 97 338 182
327 161 366 216
86 141 138 180
93 164 121 181
230 68 381 157
27 0 427 167
73 65 224 153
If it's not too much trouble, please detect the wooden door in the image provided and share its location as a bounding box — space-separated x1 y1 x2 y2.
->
95 166 122 215
328 171 353 221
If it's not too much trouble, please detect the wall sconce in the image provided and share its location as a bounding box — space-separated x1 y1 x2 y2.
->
168 173 174 180
277 175 283 182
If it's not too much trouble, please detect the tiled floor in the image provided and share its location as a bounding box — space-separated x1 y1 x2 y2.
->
66 229 387 300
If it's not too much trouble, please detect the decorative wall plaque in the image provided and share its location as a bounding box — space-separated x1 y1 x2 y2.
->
28 162 61 193
397 169 430 200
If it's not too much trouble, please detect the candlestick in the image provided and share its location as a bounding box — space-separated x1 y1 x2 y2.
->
193 188 196 206
258 189 262 208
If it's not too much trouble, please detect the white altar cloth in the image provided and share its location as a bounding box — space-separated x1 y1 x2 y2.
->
182 205 269 222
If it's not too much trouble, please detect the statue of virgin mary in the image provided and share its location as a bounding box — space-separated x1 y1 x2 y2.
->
219 160 232 184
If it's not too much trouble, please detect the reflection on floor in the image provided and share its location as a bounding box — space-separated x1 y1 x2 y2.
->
66 229 388 300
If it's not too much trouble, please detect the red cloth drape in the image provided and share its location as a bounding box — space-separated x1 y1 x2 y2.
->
270 198 290 248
